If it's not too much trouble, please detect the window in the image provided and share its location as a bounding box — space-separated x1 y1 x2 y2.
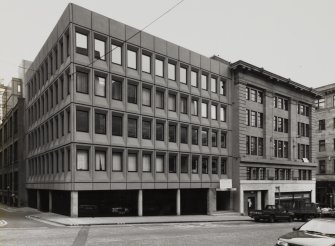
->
143 154 151 172
192 156 199 173
95 112 106 134
221 131 227 148
155 58 164 77
168 93 176 111
169 124 176 143
202 129 208 146
94 38 106 60
220 80 226 95
112 79 122 100
142 87 151 107
156 122 164 141
156 90 164 109
251 111 256 127
212 158 218 174
180 155 188 173
180 96 188 114
77 149 88 171
142 120 151 140
201 74 208 90
76 71 88 94
180 126 188 144
251 136 257 155
128 153 137 172
94 75 106 97
319 140 326 152
319 160 326 174
191 70 198 87
75 32 88 55
168 62 176 80
76 110 89 132
142 54 151 73
127 49 137 69
220 106 226 122
211 104 217 120
211 77 217 93
128 83 137 104
212 130 217 147
112 152 122 171
257 91 263 103
257 112 263 128
316 98 325 109
202 157 209 174
191 99 198 116
319 120 326 130
95 150 106 171
258 138 263 156
250 89 256 102
111 43 122 65
128 118 137 138
169 155 176 173
180 66 187 84
192 128 198 145
112 115 123 136
156 155 164 173
201 102 208 118
220 158 227 174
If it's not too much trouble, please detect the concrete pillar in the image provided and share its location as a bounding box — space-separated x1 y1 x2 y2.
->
229 191 234 210
48 191 52 212
138 190 143 217
207 188 217 215
176 189 181 216
256 191 262 210
239 189 244 215
311 189 316 203
267 188 275 205
70 191 78 217
36 190 41 210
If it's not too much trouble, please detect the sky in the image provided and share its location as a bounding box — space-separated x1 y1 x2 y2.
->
0 0 334 88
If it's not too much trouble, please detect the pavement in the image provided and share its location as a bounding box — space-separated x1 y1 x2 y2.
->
27 211 252 226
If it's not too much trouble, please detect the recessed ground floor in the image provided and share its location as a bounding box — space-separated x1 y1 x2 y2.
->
27 188 234 217
316 181 335 207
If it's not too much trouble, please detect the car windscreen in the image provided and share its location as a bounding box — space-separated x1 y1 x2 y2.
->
300 220 335 235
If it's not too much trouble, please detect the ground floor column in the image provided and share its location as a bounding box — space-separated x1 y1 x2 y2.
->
229 191 234 210
36 190 41 210
48 191 52 212
311 188 316 203
207 188 217 215
176 189 181 216
239 189 244 215
70 191 78 217
256 191 262 210
138 189 143 217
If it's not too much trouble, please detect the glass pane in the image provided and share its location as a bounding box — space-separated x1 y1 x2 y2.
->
142 87 151 106
76 32 87 49
128 84 137 104
191 71 197 87
112 80 122 100
95 113 106 134
128 118 137 138
156 156 164 172
128 154 137 172
76 72 88 94
127 49 137 69
111 44 122 65
112 116 122 136
142 54 151 73
211 77 217 93
168 94 176 111
156 123 164 141
94 38 105 60
143 155 151 172
201 74 207 90
77 150 88 170
180 67 187 84
112 152 122 171
201 102 208 118
168 63 176 80
76 110 89 132
142 120 151 139
211 105 217 120
95 151 106 171
155 59 164 77
95 76 106 97
156 91 164 109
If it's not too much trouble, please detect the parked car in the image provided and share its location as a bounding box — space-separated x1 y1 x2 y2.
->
276 218 335 246
249 204 294 222
290 202 321 221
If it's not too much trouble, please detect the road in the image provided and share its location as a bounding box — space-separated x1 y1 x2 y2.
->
0 207 305 246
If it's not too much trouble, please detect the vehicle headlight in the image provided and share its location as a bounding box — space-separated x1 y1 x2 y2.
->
276 240 289 246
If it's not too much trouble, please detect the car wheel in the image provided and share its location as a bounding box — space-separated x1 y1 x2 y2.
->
288 216 293 222
269 216 275 223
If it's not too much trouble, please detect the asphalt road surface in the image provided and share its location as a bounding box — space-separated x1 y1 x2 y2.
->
0 207 305 246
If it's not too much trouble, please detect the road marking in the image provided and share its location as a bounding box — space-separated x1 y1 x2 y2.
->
0 220 8 226
72 226 90 246
0 207 12 212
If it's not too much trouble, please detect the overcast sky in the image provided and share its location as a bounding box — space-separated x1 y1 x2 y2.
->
0 0 334 88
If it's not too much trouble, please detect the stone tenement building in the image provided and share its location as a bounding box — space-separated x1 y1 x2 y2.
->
315 84 335 207
13 3 322 216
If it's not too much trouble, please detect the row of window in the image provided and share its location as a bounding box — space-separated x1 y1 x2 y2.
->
273 140 289 158
297 122 310 137
318 159 335 174
273 96 289 111
273 116 289 133
0 110 18 144
246 136 264 156
27 29 70 101
75 30 227 94
246 110 263 128
0 172 18 191
246 87 263 104
246 167 312 180
297 103 310 116
298 144 310 160
28 70 71 127
0 142 18 168
28 147 228 176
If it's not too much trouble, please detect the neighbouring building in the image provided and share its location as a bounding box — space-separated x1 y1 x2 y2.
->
315 84 335 208
23 3 234 217
230 61 321 215
0 78 26 206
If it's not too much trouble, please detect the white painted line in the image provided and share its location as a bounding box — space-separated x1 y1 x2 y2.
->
0 220 8 226
0 207 12 212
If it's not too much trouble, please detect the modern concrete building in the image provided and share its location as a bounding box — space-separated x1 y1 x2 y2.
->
24 3 233 217
230 61 321 214
314 84 335 207
0 78 26 206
